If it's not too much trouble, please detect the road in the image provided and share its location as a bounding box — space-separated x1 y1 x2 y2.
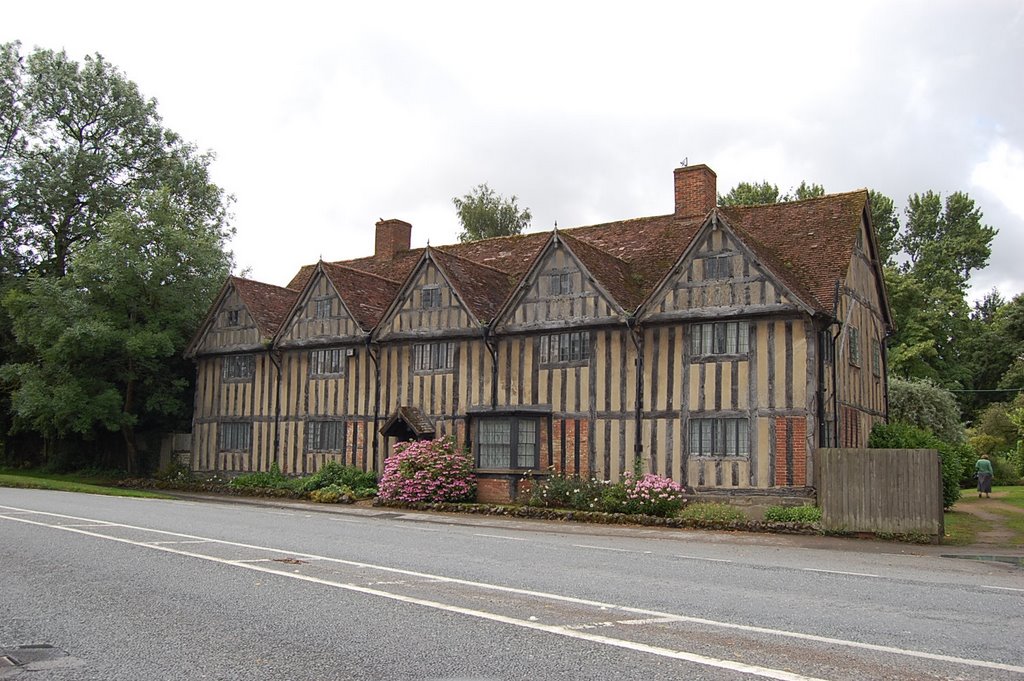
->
1 488 1022 680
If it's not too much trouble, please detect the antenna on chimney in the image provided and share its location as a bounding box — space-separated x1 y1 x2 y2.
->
553 220 558 232
681 157 688 167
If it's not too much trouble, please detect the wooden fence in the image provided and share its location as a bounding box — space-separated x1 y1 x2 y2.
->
816 448 943 541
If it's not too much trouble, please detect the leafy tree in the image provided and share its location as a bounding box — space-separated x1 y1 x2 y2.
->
453 183 531 242
887 377 965 444
719 181 783 206
790 180 824 201
868 190 899 267
0 42 224 278
1 191 231 472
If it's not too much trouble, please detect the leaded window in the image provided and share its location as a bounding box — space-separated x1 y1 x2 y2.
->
314 297 332 319
413 341 455 372
222 354 255 381
539 331 591 364
421 286 442 309
703 255 732 280
849 326 861 366
310 348 344 377
219 422 251 451
549 272 572 296
476 416 539 469
871 339 882 377
689 418 749 457
306 420 344 452
690 321 749 356
225 309 240 327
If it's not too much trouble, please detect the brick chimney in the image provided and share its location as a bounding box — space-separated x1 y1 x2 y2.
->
374 219 412 259
673 164 717 217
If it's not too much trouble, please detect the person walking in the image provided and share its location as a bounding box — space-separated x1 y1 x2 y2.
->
975 454 994 498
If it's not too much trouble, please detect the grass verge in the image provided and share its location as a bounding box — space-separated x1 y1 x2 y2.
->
942 509 988 546
0 470 171 499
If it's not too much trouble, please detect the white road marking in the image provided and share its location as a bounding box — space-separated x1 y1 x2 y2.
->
573 544 652 554
2 505 1022 676
801 568 880 578
675 554 732 563
144 540 212 545
473 533 526 541
60 523 116 528
982 585 1024 593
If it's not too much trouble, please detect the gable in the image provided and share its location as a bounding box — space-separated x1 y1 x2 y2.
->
641 222 808 322
277 269 363 347
496 238 623 333
196 286 265 354
375 259 478 340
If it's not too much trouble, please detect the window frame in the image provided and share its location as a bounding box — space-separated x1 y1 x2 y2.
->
305 419 344 452
548 272 572 296
225 309 241 327
309 348 345 377
314 297 333 320
475 415 540 470
538 331 591 366
413 341 455 373
703 254 732 280
848 326 861 367
871 338 882 378
421 285 442 309
218 421 252 452
688 417 750 458
222 354 255 382
690 321 750 357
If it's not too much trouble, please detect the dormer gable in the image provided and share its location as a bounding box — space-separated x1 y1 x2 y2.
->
494 231 634 333
638 212 815 322
185 276 297 357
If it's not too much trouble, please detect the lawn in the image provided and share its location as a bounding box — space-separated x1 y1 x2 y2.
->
943 486 1024 547
0 469 171 499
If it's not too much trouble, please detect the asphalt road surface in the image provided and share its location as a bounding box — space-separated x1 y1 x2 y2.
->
1 488 1022 680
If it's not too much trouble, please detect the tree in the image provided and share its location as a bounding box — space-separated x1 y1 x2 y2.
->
0 42 225 278
453 183 531 242
887 376 965 444
2 191 232 472
718 180 824 207
868 190 899 267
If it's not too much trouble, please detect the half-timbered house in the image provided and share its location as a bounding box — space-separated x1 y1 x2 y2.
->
185 164 892 502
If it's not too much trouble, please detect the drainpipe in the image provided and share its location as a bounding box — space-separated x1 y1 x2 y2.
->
267 347 283 468
483 324 498 409
830 279 842 447
626 314 644 474
365 334 381 471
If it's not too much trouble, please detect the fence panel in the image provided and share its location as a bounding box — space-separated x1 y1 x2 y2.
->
816 448 943 540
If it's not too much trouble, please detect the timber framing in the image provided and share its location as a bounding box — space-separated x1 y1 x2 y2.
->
186 164 892 501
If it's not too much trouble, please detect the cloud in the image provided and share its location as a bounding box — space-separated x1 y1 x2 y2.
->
972 140 1024 221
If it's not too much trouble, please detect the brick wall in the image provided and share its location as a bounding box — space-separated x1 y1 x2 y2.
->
774 416 807 487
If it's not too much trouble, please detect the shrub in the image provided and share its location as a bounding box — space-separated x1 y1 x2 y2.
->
309 484 353 503
887 377 965 444
229 461 300 490
764 505 822 523
679 502 746 523
299 461 376 494
155 460 194 483
622 472 685 517
867 421 963 509
526 473 610 511
377 437 476 504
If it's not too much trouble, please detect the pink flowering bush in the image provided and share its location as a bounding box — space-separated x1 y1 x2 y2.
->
622 472 686 517
377 437 476 504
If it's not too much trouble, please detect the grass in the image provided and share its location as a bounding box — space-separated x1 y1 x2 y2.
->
0 469 171 499
943 485 1024 547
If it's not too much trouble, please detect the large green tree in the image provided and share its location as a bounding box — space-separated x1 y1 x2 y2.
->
453 183 531 242
0 43 233 470
2 192 231 471
718 180 824 207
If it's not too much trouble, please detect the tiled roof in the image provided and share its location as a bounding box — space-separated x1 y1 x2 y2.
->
320 262 402 330
719 190 868 313
222 182 870 344
430 247 517 322
231 276 299 338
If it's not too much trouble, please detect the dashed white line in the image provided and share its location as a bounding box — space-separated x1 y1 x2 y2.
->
574 544 652 554
982 585 1024 593
474 533 526 541
802 568 880 578
675 554 732 563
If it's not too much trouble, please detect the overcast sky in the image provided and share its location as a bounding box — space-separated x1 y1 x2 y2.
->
7 1 1024 302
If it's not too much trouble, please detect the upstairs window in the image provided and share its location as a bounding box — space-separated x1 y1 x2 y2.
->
421 285 442 309
539 331 591 365
871 339 882 377
413 341 455 372
703 255 732 280
549 272 572 296
222 354 255 381
225 309 241 327
310 348 345 377
219 422 252 452
848 326 861 367
689 418 749 457
476 416 539 469
314 297 332 319
306 420 344 452
691 321 749 356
